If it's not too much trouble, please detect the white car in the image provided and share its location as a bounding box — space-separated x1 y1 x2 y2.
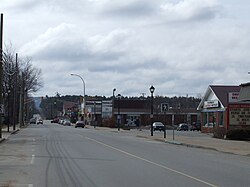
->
152 122 165 131
205 123 214 127
63 120 71 126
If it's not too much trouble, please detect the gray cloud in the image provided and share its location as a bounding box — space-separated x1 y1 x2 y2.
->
100 1 156 18
3 0 250 97
159 0 221 22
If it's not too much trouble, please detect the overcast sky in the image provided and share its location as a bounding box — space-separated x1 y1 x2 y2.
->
1 0 250 98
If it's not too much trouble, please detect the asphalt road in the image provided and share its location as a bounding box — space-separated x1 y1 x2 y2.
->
0 121 250 187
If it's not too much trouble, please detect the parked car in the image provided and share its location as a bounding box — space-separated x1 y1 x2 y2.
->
29 118 36 124
37 119 43 124
59 119 65 125
177 123 189 131
51 118 59 123
152 122 165 131
205 123 214 128
75 121 85 128
63 120 71 126
190 122 201 131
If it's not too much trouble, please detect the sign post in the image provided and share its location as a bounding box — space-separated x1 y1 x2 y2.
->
161 103 169 138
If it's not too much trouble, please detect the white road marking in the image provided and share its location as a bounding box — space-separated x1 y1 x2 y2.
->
28 184 34 187
32 138 35 142
30 154 35 164
86 137 218 187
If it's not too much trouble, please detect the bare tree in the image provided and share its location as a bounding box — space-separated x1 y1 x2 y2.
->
20 57 43 94
2 44 43 127
2 44 18 129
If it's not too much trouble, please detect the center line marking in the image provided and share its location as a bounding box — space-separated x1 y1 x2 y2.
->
86 137 218 187
31 154 35 164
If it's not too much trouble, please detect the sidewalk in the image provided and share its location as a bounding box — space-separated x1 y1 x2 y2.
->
136 130 250 157
0 124 20 143
91 126 250 157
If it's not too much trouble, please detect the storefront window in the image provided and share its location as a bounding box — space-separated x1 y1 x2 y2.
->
209 112 216 126
202 112 216 127
218 112 224 126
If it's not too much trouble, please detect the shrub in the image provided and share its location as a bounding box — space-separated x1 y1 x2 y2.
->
213 127 226 139
102 118 116 128
226 129 250 140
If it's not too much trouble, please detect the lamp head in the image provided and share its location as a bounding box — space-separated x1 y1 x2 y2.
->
117 93 121 99
149 85 155 93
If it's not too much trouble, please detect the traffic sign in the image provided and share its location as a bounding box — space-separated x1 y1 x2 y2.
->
161 103 169 112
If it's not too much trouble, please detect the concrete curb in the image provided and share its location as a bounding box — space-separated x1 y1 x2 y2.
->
137 135 250 157
165 139 250 157
0 138 6 143
10 129 20 135
165 140 218 152
0 129 20 144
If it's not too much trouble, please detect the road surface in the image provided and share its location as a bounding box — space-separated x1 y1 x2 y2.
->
0 121 249 187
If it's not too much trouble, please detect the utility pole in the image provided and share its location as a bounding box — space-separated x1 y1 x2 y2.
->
0 14 3 138
13 53 18 130
19 73 25 127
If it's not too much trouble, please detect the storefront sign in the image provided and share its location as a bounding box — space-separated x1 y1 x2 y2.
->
228 92 239 103
102 100 113 118
204 100 219 108
229 104 250 126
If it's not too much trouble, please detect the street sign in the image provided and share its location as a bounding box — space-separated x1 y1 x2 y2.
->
161 103 169 112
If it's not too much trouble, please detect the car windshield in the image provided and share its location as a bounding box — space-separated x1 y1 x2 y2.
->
154 122 164 126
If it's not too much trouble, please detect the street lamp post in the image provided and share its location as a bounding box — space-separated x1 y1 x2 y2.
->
70 73 86 117
112 88 116 119
149 85 155 136
117 94 121 131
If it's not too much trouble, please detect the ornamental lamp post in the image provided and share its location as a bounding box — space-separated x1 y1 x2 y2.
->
112 88 116 118
117 93 121 131
149 85 155 136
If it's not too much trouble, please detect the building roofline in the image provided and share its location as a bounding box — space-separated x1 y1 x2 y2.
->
240 82 250 87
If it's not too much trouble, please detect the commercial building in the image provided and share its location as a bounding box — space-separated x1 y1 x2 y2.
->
227 82 250 130
197 84 250 133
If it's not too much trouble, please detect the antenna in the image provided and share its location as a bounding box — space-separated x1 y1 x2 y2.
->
140 93 146 98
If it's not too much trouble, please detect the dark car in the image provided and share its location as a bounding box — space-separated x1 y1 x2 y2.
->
177 123 189 131
75 121 85 128
51 118 59 123
190 122 201 131
29 118 36 124
152 122 165 131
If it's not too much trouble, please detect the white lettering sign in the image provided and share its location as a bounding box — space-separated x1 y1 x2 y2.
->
228 92 239 103
102 100 113 118
204 100 219 108
229 104 250 126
